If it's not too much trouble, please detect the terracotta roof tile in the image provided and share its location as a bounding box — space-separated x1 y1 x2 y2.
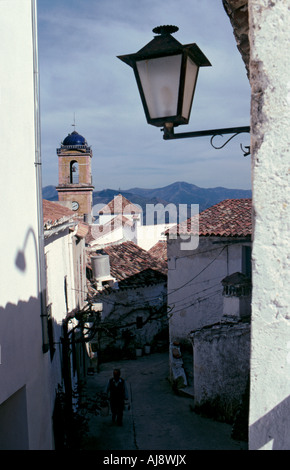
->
105 241 167 280
75 222 89 239
169 198 252 237
88 241 167 285
98 194 142 215
148 240 168 262
43 199 74 228
222 272 251 285
117 268 167 289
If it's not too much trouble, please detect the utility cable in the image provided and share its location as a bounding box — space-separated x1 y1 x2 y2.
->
168 289 222 316
167 245 226 296
168 281 222 307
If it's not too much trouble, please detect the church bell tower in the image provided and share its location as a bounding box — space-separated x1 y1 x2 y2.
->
56 130 94 219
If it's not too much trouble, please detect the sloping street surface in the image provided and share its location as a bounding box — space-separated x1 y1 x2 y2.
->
81 352 247 450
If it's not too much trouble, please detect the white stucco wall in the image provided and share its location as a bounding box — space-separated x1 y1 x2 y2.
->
45 226 89 401
248 0 290 450
136 224 176 251
0 0 39 308
193 322 250 421
0 0 53 450
90 219 175 251
89 218 141 248
223 294 251 318
44 228 75 399
73 236 87 309
167 236 251 343
45 229 76 322
98 212 142 226
90 225 126 247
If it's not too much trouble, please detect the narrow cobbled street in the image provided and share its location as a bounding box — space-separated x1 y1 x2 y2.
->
80 352 247 451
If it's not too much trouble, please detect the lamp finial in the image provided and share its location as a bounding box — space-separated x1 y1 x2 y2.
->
152 25 179 36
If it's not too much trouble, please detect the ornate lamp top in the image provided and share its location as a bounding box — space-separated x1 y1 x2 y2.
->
152 25 179 36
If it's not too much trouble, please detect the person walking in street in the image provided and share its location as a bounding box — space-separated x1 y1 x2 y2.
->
105 368 129 426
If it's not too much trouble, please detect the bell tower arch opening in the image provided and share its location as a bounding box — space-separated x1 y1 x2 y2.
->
70 160 79 184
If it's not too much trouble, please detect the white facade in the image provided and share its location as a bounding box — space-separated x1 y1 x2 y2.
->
44 221 89 424
98 212 142 226
89 218 135 248
248 0 290 450
97 195 143 227
89 217 175 252
136 223 176 251
0 2 89 450
0 0 53 449
92 195 176 251
167 236 251 343
45 228 76 322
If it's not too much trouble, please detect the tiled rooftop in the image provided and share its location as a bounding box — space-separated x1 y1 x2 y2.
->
104 241 167 280
148 240 168 263
117 268 167 289
169 198 252 237
222 272 251 286
75 222 89 239
43 199 74 228
98 194 142 215
87 241 167 290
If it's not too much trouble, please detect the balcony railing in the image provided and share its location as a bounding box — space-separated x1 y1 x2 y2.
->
57 145 92 155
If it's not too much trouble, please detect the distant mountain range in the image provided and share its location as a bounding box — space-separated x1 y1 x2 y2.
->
43 182 251 219
126 182 252 211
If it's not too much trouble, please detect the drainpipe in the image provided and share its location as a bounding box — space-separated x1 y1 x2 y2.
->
31 0 49 353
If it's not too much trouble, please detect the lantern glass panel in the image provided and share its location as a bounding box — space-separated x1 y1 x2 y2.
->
136 54 182 119
182 56 199 120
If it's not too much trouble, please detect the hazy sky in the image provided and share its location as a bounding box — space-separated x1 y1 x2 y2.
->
37 0 251 191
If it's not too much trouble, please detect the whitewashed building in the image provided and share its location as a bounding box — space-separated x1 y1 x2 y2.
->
167 198 252 344
167 199 252 422
90 194 176 251
0 0 54 449
43 200 89 447
87 214 136 248
97 194 143 226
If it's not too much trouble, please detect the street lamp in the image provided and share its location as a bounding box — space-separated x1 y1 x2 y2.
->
118 26 250 155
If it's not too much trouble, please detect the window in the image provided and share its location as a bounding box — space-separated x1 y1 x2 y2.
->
242 246 252 278
47 304 56 361
64 276 68 313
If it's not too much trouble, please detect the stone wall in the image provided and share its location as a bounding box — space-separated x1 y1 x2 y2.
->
222 0 250 76
58 188 93 217
193 321 250 423
58 153 92 185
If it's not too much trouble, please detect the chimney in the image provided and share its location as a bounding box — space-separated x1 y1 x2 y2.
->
221 272 251 320
91 253 116 291
84 213 92 224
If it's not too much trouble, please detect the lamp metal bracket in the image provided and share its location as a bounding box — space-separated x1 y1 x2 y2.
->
162 125 251 156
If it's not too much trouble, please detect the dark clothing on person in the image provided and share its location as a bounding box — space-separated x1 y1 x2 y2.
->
106 376 128 425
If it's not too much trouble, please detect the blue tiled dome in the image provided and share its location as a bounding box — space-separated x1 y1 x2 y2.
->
62 131 86 146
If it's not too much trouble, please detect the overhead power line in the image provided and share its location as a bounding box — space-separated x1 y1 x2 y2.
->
168 246 226 296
